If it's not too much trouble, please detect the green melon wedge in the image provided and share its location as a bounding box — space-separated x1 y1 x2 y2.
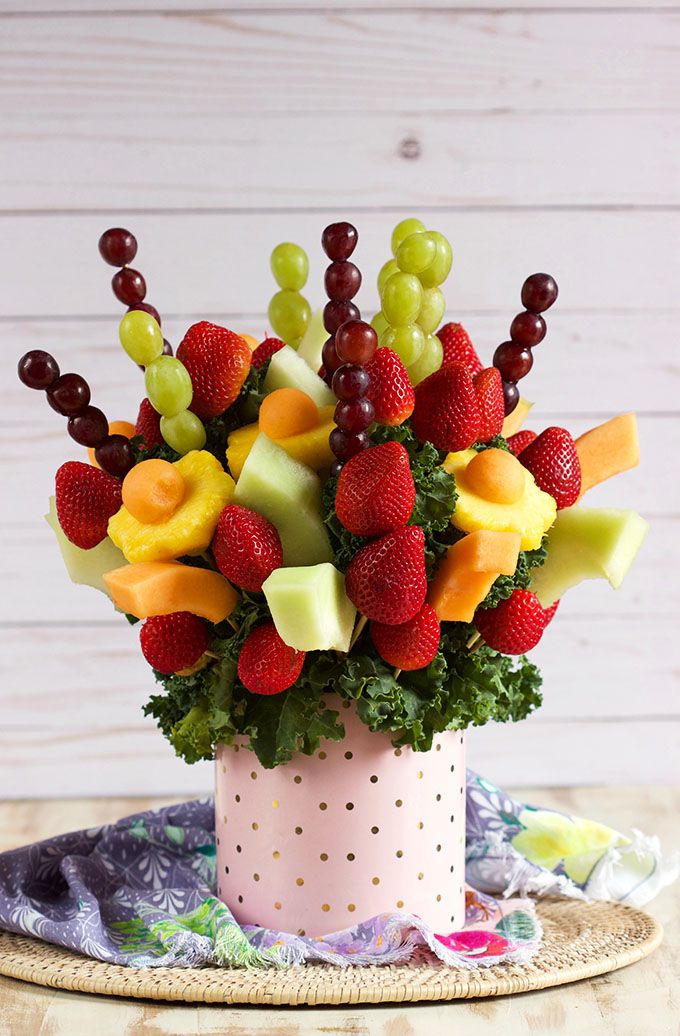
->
263 563 356 652
296 309 328 373
45 495 127 597
263 344 335 407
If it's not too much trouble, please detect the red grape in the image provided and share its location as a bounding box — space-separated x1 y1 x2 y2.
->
335 319 377 365
47 373 90 416
112 267 146 306
17 350 60 390
324 261 361 302
322 336 342 376
521 273 558 313
128 301 161 327
332 364 370 401
323 300 360 335
162 339 173 356
98 227 137 267
322 222 358 262
95 434 135 478
329 428 370 461
330 460 344 478
501 380 519 416
493 341 533 382
510 311 546 348
334 397 375 433
67 405 109 447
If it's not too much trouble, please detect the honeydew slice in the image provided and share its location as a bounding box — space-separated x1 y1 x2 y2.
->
263 345 335 407
296 308 328 373
529 505 648 608
45 495 127 597
263 563 356 652
103 561 238 623
233 434 333 566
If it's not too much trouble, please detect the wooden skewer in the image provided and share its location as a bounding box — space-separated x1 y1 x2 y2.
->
393 668 402 680
468 636 485 655
349 615 368 650
466 632 482 651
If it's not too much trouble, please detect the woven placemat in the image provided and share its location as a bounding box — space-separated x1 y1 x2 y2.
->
0 899 662 1005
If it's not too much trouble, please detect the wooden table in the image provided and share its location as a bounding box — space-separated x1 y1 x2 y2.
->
0 786 677 1035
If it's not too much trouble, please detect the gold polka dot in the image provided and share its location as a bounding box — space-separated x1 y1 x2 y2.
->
348 903 356 912
436 743 441 752
297 929 305 936
319 802 327 811
396 899 404 908
294 775 302 784
272 799 280 809
371 825 379 834
417 770 423 779
321 903 330 912
395 799 403 808
436 793 442 802
394 748 402 757
235 794 240 803
236 844 242 852
318 751 327 760
253 873 260 882
275 902 282 910
238 895 243 903
436 894 442 902
396 849 403 858
345 802 354 811
347 852 355 861
222 815 227 824
417 821 424 830
342 700 351 709
370 775 378 784
221 764 226 773
344 751 353 760
418 872 424 880
372 876 380 885
296 877 304 886
251 822 258 831
234 745 240 752
436 844 441 852
250 771 257 780
320 852 328 861
272 850 280 859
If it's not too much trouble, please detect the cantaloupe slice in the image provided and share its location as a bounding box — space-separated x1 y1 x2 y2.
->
575 412 639 499
103 561 238 623
227 405 335 479
501 397 533 439
428 530 521 622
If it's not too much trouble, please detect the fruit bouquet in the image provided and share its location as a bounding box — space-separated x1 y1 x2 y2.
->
17 218 646 773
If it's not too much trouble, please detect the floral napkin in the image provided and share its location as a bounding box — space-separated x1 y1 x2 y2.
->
0 771 676 970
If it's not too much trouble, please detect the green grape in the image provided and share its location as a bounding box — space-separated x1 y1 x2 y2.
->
379 323 425 366
145 356 193 418
270 242 309 291
160 410 206 454
391 218 426 258
418 231 453 289
268 289 311 344
381 272 423 326
118 310 163 367
377 258 399 295
371 310 389 338
408 334 444 385
396 232 436 275
417 287 446 334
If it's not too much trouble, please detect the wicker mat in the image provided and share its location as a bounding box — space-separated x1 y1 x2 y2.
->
0 900 663 1005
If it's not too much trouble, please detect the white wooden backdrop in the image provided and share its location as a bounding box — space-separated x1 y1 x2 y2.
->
1 1 678 798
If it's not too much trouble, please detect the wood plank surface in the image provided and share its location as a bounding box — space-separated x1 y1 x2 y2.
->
0 787 677 1035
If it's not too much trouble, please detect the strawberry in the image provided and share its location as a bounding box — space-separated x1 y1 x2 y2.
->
212 504 283 592
55 461 122 549
335 442 415 537
364 348 415 426
176 321 251 420
251 335 285 370
542 599 560 626
411 362 481 452
472 367 504 442
135 397 163 450
436 323 483 375
519 426 581 509
371 603 441 671
139 611 209 674
474 588 546 654
506 429 537 457
237 623 305 695
345 526 427 625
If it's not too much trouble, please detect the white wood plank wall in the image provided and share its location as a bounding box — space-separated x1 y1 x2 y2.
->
0 2 678 798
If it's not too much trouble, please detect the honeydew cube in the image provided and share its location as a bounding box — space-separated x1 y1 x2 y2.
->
263 563 356 652
263 345 335 407
296 309 328 373
233 434 333 566
45 496 126 597
530 505 648 608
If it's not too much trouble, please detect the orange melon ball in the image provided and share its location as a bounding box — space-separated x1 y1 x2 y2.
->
258 387 319 440
88 420 136 467
122 459 186 525
463 448 525 505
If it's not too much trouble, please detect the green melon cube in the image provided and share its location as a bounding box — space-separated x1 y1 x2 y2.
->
530 505 648 607
45 495 127 596
233 434 332 566
263 344 335 407
263 563 356 652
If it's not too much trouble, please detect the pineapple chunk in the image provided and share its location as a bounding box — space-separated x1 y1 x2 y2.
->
226 405 335 479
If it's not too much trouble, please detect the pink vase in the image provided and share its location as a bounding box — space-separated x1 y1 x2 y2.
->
214 698 466 937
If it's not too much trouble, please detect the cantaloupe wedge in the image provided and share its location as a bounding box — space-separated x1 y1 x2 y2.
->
428 530 521 622
501 397 533 439
575 412 639 499
227 405 336 479
103 561 238 623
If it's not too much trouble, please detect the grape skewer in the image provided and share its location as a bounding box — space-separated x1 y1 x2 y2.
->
493 272 559 415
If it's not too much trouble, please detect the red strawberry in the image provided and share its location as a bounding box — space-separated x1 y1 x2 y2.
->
251 335 285 370
212 504 283 592
55 461 122 549
237 623 305 695
177 321 251 420
140 611 209 674
506 429 537 457
411 362 481 452
335 442 415 537
436 323 484 375
519 426 581 509
472 367 504 442
345 526 427 625
135 397 163 450
542 599 560 626
364 348 415 426
371 603 441 671
474 589 546 654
